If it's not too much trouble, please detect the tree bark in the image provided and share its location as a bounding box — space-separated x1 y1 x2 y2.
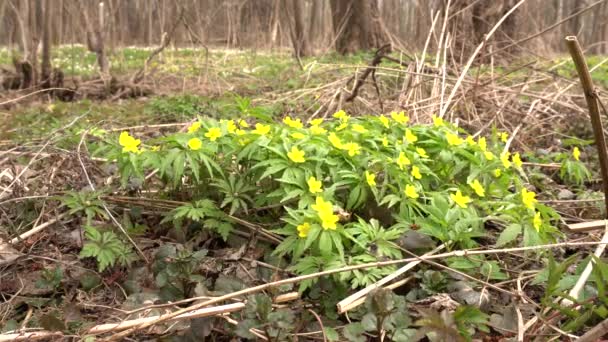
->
40 0 52 87
329 0 387 54
288 0 312 57
78 0 110 76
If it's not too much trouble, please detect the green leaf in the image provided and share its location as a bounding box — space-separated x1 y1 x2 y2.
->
496 223 522 246
343 323 366 342
319 231 332 256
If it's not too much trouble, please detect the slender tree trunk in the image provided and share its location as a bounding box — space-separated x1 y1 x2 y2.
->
308 0 323 49
289 0 312 57
78 0 109 76
41 0 52 87
329 0 387 54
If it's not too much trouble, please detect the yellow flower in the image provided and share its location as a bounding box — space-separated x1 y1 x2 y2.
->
466 135 476 146
307 176 323 194
252 123 271 136
382 136 389 147
205 127 222 141
379 115 390 128
119 131 141 153
432 115 445 127
342 142 361 156
333 110 349 121
187 121 201 133
446 132 463 146
283 116 303 129
521 188 537 210
365 171 376 187
484 151 495 161
235 129 246 136
391 111 409 124
405 129 418 144
411 165 422 180
287 146 306 163
500 152 511 169
397 152 411 170
512 152 523 169
151 145 160 151
310 125 327 135
297 222 311 238
450 190 471 208
238 119 249 128
416 147 428 158
500 132 509 143
493 169 502 177
311 197 339 230
533 212 542 232
336 122 349 131
404 184 419 199
225 120 237 134
352 124 368 133
478 137 487 151
328 132 343 149
573 147 581 161
291 132 306 140
469 179 485 197
310 118 324 126
188 137 202 151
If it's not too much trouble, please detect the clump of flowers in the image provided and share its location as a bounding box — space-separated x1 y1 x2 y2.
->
109 107 561 289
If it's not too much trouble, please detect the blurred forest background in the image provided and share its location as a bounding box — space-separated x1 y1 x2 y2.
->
1 0 607 57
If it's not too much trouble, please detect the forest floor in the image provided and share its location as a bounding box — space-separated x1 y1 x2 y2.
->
2 46 608 341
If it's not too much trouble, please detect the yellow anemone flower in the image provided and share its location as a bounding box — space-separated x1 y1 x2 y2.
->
379 115 390 128
404 184 419 199
416 147 428 158
291 132 306 140
469 179 485 197
252 123 271 136
187 121 201 133
352 124 368 133
512 152 523 169
500 132 509 143
484 151 495 161
119 131 141 153
283 116 303 129
397 152 411 170
521 188 537 210
432 115 445 127
405 129 418 144
310 125 327 135
333 110 349 121
450 190 471 208
365 171 376 187
573 147 581 161
500 152 511 169
478 137 487 151
411 165 422 180
310 118 324 126
533 212 542 232
307 176 323 194
297 222 311 238
328 132 343 149
493 169 502 177
382 136 389 147
391 111 409 124
446 132 463 146
287 146 306 163
238 119 249 128
342 142 361 157
466 136 476 146
225 120 237 134
205 127 222 141
187 137 202 151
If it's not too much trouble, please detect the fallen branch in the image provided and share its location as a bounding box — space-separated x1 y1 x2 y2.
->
0 331 63 342
87 302 245 334
337 244 445 313
9 212 69 245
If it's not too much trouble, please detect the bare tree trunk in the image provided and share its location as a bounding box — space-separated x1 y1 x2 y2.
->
308 0 323 49
329 0 387 54
78 0 110 76
287 0 312 57
41 0 52 87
